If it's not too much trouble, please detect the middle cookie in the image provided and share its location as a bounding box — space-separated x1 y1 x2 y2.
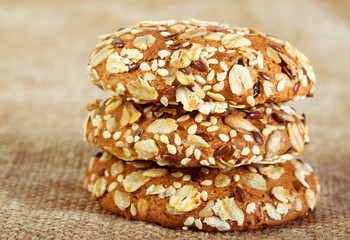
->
83 98 308 169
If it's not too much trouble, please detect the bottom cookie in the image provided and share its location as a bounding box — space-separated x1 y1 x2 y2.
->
84 152 320 232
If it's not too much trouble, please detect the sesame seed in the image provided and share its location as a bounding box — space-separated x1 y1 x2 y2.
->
165 40 174 47
159 31 170 36
208 58 218 64
247 166 257 173
182 42 190 47
246 203 256 214
93 117 103 129
252 145 260 154
194 149 201 160
202 85 211 91
177 115 190 122
220 61 229 71
241 147 250 155
195 75 206 84
171 171 183 178
91 116 99 127
305 135 310 143
208 157 215 165
255 53 264 69
244 134 254 142
125 136 134 143
302 75 308 87
131 123 139 131
218 46 225 52
154 134 160 141
207 126 219 132
157 68 169 76
160 96 169 106
90 173 96 181
277 79 286 92
219 134 230 142
117 175 123 182
93 128 99 136
115 141 124 147
158 50 171 59
103 114 111 120
151 60 158 71
207 91 225 101
266 108 272 114
201 190 208 201
130 204 137 216
165 40 173 45
230 129 237 137
182 175 191 181
206 46 217 52
123 148 132 157
184 217 195 226
210 116 217 124
103 131 111 139
262 128 272 136
185 147 193 157
200 160 210 166
195 113 203 122
205 51 214 58
201 167 209 174
140 62 151 71
174 134 181 145
266 124 278 131
130 29 142 34
160 135 169 144
144 105 153 113
108 182 117 192
92 68 99 80
187 124 197 135
173 182 182 188
123 130 131 139
103 146 112 152
246 96 255 106
207 70 215 81
201 180 212 186
195 219 203 230
144 72 156 81
216 72 227 81
167 144 177 154
260 118 268 124
200 122 211 127
234 174 240 182
158 60 166 67
181 158 191 165
117 82 126 91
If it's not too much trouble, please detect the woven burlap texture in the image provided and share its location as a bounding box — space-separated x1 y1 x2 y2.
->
1 0 349 239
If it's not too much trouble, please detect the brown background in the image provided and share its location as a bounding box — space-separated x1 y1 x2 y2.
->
0 0 349 239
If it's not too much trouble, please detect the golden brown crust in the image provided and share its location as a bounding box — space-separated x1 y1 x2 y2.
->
87 19 315 114
83 98 309 168
84 152 320 232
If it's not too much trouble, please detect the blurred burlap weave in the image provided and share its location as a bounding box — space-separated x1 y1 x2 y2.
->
0 0 349 239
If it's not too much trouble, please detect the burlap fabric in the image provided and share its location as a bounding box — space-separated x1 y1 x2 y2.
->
1 0 349 239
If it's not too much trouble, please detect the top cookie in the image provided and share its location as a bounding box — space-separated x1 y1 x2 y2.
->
87 19 315 114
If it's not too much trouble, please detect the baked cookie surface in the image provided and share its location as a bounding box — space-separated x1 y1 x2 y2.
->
84 152 319 232
83 98 309 168
87 19 315 114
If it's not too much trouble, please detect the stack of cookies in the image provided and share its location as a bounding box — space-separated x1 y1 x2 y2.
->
83 19 320 231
